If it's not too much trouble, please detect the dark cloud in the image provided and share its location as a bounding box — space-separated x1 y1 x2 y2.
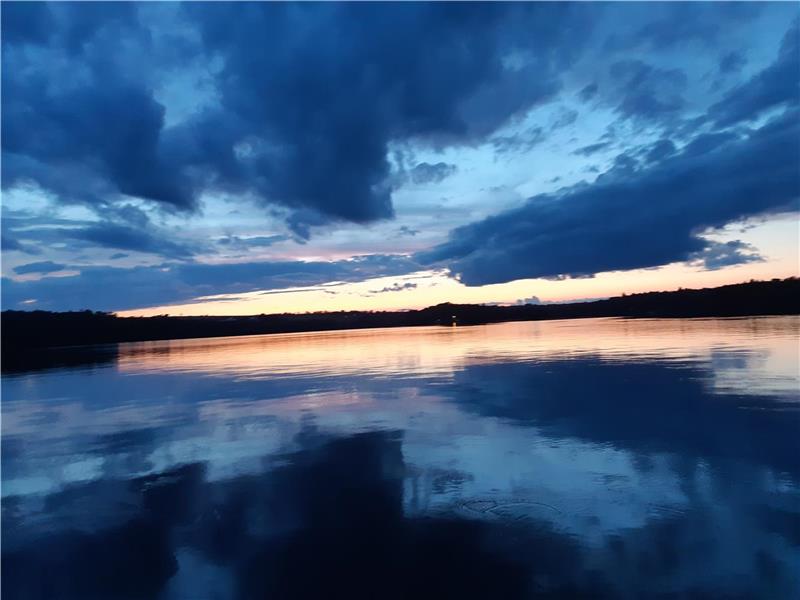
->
110 253 128 260
368 282 418 294
217 234 289 251
0 1 54 46
1 234 40 255
718 51 747 75
419 108 799 285
66 222 197 260
1 254 420 311
2 3 593 236
178 2 589 234
604 3 763 52
578 83 598 102
492 107 580 155
572 141 611 157
492 126 546 154
609 60 688 122
1 235 23 251
688 240 764 271
13 261 67 276
709 21 799 127
680 131 741 158
551 108 579 130
396 226 419 238
418 31 800 286
408 162 458 185
1 209 196 261
642 139 677 164
627 12 721 50
2 3 190 212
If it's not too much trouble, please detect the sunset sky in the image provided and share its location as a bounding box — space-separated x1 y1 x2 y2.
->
2 2 798 316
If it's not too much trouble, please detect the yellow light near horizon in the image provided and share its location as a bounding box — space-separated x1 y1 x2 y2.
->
118 260 797 317
117 217 799 318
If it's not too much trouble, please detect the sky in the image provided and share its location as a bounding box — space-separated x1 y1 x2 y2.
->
1 2 798 316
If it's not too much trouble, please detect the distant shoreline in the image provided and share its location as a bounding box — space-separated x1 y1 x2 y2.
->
2 278 798 359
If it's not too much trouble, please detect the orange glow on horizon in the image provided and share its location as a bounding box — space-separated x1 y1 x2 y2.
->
117 217 799 317
118 261 798 318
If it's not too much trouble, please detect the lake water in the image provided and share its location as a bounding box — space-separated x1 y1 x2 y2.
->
2 317 799 599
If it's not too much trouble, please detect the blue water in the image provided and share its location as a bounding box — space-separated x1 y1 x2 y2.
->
2 317 799 598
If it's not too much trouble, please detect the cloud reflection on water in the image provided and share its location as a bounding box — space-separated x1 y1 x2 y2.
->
2 317 799 598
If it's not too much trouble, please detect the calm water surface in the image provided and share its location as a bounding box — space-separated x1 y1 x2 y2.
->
3 317 799 599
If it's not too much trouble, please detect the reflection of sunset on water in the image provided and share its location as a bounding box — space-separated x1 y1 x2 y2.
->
117 317 799 397
4 316 799 597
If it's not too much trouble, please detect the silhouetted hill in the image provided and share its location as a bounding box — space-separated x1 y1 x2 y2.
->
2 278 798 366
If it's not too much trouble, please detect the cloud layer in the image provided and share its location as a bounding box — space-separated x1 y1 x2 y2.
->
420 27 800 285
2 255 420 312
2 3 590 236
2 5 798 311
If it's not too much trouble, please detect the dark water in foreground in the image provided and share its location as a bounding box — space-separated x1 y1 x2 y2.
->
2 317 799 599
